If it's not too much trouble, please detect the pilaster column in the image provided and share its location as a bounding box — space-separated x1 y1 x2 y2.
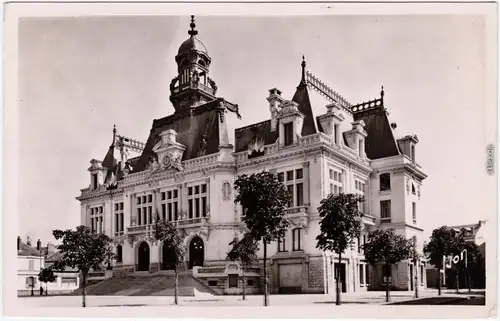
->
302 161 310 206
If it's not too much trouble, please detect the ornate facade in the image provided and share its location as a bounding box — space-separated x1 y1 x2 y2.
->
77 16 428 294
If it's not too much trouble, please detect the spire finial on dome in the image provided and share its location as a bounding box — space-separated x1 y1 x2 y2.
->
300 55 307 84
188 15 198 37
380 85 385 98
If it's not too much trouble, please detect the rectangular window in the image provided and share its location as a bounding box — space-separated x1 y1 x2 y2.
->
187 183 208 219
116 246 123 263
379 173 391 191
380 200 391 223
90 205 104 233
29 260 34 270
284 122 294 146
329 168 343 196
292 228 302 251
334 124 339 145
366 265 370 285
136 194 153 226
92 174 98 189
278 167 305 208
188 200 193 218
411 145 416 163
359 264 365 285
195 198 200 218
114 202 124 235
278 236 287 252
296 183 304 206
412 202 417 224
160 188 179 222
357 237 361 253
202 197 207 217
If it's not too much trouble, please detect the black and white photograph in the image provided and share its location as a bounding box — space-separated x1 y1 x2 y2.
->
3 2 497 319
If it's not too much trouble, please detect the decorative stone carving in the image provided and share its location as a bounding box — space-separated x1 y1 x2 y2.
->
222 181 232 201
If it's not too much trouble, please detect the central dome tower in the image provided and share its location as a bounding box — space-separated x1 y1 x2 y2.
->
169 15 218 112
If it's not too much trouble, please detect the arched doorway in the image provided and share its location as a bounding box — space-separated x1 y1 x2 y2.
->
137 242 150 272
162 242 177 270
189 236 204 269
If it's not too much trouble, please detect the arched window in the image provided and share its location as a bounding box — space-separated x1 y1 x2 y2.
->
379 173 391 191
292 228 303 251
198 59 206 67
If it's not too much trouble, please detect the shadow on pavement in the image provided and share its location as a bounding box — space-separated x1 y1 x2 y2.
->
389 296 485 305
101 304 147 307
314 301 370 304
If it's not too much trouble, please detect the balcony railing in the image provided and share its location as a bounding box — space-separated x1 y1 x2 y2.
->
171 82 216 96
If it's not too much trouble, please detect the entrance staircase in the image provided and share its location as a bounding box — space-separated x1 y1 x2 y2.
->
71 270 217 297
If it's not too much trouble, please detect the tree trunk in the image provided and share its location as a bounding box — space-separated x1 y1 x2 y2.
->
466 266 471 293
336 254 341 306
455 269 460 294
437 263 442 296
81 272 87 308
385 264 391 303
263 242 269 306
414 262 419 299
174 268 179 305
242 268 246 300
46 282 48 296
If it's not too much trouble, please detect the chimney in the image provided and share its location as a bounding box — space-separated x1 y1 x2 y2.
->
47 242 57 255
267 88 284 132
36 239 41 251
17 236 21 251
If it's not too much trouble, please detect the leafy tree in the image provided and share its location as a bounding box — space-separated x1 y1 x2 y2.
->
362 228 413 302
38 267 56 295
52 225 115 307
448 234 482 292
154 216 186 305
227 233 259 300
423 226 456 295
234 171 291 306
316 193 363 305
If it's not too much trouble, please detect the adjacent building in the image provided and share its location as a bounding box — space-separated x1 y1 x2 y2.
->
76 16 428 294
17 237 44 296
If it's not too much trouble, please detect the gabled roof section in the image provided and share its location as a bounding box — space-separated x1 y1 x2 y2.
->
292 83 317 136
351 93 400 160
132 99 226 173
18 241 42 257
292 57 317 136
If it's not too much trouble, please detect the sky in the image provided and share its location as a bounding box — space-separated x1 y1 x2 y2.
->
18 15 492 245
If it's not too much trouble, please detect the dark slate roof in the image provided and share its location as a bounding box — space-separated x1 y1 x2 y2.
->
234 120 279 153
18 242 42 257
292 83 317 136
352 105 400 160
132 100 224 173
234 80 316 153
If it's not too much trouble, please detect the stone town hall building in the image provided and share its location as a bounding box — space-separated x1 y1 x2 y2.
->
77 16 428 295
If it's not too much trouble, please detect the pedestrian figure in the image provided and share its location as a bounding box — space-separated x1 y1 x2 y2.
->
40 286 44 296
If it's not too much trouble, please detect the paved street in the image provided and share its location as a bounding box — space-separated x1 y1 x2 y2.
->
18 289 484 308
